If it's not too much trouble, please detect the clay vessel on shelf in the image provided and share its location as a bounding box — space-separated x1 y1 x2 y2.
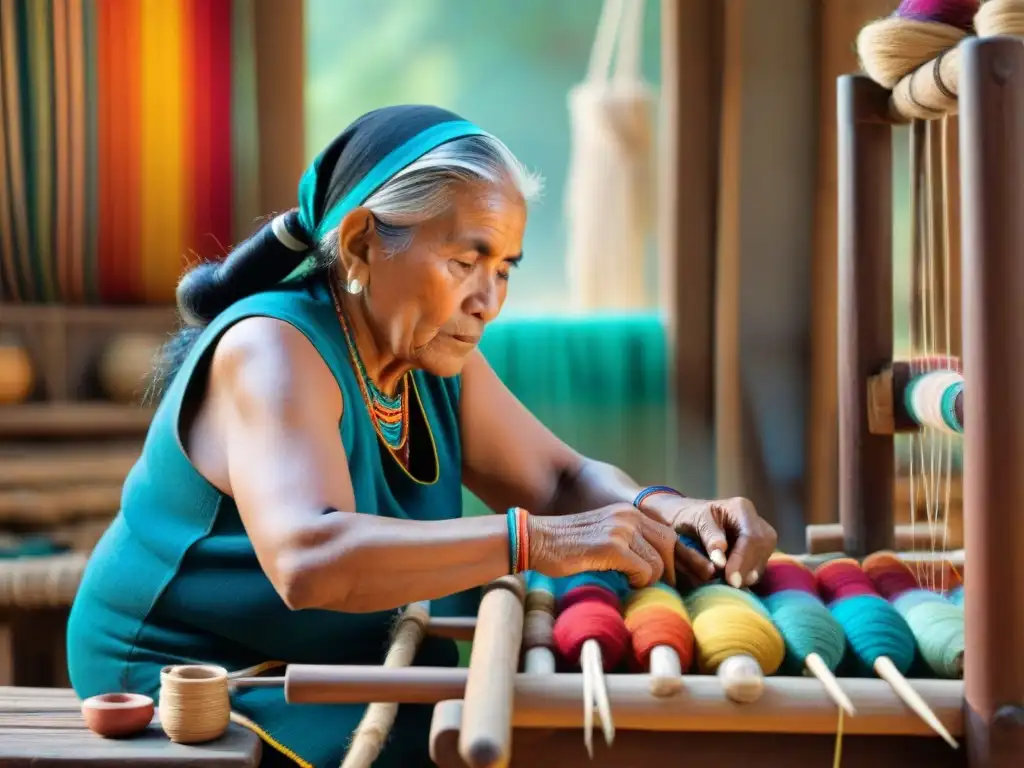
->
80 692 155 738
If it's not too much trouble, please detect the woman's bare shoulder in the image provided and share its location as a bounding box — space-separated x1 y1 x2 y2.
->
209 316 342 418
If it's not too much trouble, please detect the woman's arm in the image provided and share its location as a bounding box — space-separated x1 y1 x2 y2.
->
459 350 777 584
207 318 514 613
459 350 649 516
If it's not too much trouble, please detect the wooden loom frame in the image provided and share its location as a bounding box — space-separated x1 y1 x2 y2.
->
231 38 1018 768
418 37 1024 768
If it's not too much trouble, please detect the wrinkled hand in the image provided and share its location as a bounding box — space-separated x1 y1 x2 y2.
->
641 495 778 589
528 504 679 589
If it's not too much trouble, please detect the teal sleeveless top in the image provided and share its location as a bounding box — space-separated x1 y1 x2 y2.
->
67 281 476 767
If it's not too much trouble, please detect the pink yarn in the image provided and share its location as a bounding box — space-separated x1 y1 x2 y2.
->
895 0 979 31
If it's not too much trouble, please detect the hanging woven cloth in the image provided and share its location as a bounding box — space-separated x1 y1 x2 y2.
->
564 0 654 312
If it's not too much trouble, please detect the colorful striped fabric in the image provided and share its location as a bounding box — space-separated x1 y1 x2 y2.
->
0 0 259 304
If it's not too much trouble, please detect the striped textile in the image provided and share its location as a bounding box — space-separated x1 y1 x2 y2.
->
0 0 260 304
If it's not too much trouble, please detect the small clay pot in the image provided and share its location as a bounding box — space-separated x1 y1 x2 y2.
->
81 693 155 738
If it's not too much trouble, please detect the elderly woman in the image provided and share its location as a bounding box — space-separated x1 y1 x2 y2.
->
67 106 777 767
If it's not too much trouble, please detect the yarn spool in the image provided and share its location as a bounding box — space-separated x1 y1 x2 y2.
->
753 553 854 715
622 582 694 696
856 0 976 88
815 558 959 748
677 534 784 703
683 583 785 704
522 572 557 674
0 333 34 404
552 571 631 751
552 572 631 671
97 332 163 404
158 664 231 744
863 552 965 679
80 693 155 738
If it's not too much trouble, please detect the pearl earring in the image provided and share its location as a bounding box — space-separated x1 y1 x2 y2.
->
345 278 363 295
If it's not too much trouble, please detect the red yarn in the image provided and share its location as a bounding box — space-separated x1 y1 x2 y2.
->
895 0 978 31
558 585 620 613
755 560 817 597
552 601 631 670
625 610 694 672
862 554 920 600
815 560 877 604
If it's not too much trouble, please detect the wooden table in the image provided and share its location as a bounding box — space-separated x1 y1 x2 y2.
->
0 687 262 766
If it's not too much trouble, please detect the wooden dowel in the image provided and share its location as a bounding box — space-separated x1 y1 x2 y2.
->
424 617 476 642
647 645 683 697
458 575 526 768
717 654 765 704
282 666 963 738
805 523 951 555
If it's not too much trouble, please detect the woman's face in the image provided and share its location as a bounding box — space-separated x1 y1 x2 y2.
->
337 179 527 377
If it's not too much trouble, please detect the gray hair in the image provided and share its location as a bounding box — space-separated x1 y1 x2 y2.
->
317 133 543 262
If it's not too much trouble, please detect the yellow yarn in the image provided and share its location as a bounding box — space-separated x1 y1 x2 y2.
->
685 585 785 675
623 585 689 621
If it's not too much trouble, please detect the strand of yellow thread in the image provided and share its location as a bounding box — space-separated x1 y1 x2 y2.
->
684 583 785 675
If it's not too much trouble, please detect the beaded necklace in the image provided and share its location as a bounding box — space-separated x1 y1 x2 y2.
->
328 278 411 467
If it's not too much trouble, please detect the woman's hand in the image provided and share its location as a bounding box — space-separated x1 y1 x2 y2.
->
528 505 680 589
641 494 778 589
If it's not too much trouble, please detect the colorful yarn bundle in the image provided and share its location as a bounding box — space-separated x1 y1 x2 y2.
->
552 571 630 751
754 553 854 714
863 553 965 679
816 558 959 749
622 583 693 696
522 572 557 674
754 554 846 671
677 534 784 702
904 369 964 434
552 572 631 671
815 559 917 676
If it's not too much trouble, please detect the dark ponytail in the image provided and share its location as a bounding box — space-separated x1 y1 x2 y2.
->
149 209 313 401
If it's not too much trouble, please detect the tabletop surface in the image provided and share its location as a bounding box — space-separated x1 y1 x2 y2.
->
0 687 262 766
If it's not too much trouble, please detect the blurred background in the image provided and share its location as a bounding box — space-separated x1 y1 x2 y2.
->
0 0 950 688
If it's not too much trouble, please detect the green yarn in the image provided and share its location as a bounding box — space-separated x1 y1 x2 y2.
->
893 591 965 678
830 594 916 677
763 591 846 675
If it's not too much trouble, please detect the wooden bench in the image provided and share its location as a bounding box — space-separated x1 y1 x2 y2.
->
0 687 261 766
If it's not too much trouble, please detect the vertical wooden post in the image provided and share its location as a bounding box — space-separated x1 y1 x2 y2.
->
958 36 1024 768
837 74 896 557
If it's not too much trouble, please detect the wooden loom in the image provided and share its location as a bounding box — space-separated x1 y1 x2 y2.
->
47 8 1021 768
215 20 1020 768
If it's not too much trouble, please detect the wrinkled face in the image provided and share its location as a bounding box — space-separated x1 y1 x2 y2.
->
336 179 527 377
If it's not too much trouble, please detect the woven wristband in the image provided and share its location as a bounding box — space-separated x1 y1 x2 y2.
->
506 508 520 574
632 485 683 509
516 507 530 573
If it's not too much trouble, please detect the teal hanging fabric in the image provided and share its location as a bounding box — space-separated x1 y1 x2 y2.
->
463 313 675 517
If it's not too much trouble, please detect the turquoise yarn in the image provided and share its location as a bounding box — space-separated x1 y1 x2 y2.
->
829 594 916 676
526 572 556 596
558 571 630 600
892 591 965 678
762 590 847 675
947 585 964 608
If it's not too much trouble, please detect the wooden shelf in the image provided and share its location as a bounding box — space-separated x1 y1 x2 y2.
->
0 403 154 438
